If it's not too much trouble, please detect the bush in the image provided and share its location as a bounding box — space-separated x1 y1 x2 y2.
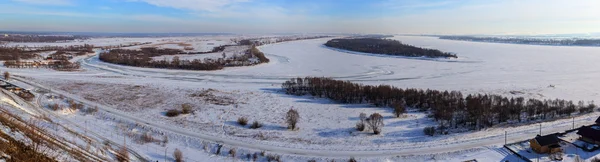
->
355 122 365 131
165 109 181 117
250 121 262 129
424 126 436 136
266 154 281 162
49 103 60 111
348 157 357 162
173 148 183 162
237 117 249 126
286 108 300 130
141 132 154 143
181 104 193 114
367 113 384 134
229 148 236 157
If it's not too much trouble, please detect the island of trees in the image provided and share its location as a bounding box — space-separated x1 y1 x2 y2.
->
282 77 596 135
99 46 269 71
324 38 457 58
439 36 600 47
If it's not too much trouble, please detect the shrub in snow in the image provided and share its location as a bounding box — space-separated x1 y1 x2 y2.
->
237 117 248 126
49 103 60 111
266 154 281 162
165 109 181 117
424 126 436 136
3 71 9 80
253 153 258 161
367 113 384 134
173 148 183 162
140 132 154 143
308 160 317 162
181 104 193 114
348 157 357 162
286 108 300 130
355 122 365 131
229 148 236 157
250 121 262 129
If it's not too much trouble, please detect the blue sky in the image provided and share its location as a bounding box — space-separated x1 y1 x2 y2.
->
0 0 599 34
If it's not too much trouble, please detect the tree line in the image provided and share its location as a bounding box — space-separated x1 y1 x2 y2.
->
99 46 269 71
0 35 88 42
324 38 458 58
0 45 94 61
282 77 596 133
439 36 600 47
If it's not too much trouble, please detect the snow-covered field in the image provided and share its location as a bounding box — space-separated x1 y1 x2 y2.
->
2 35 600 161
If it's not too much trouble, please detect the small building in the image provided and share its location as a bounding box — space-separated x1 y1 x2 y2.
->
577 125 600 145
530 134 562 154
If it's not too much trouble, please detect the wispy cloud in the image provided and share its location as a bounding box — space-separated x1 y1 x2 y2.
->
11 0 74 6
127 0 250 12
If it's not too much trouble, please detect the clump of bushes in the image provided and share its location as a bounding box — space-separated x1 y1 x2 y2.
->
165 104 194 117
165 109 181 117
181 104 193 114
348 157 357 162
250 121 263 129
266 154 281 162
237 117 249 126
424 126 436 136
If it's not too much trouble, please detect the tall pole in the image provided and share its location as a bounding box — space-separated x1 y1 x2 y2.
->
539 123 542 135
573 117 575 130
165 147 168 162
505 131 507 145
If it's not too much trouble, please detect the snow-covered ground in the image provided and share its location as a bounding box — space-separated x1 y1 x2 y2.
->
2 35 600 161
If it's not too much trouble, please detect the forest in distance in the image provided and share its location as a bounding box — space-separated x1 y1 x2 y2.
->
324 38 458 58
439 36 600 46
282 77 596 135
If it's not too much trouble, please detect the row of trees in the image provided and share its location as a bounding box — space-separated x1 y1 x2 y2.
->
282 77 597 131
99 46 269 71
0 35 88 42
324 38 458 58
439 36 600 47
0 45 94 61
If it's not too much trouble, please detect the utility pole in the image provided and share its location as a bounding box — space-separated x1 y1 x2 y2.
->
165 147 168 162
505 131 507 145
573 117 575 130
539 123 542 136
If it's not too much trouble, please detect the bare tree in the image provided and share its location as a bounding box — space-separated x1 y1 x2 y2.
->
173 148 183 162
368 113 384 134
286 108 300 130
393 100 406 118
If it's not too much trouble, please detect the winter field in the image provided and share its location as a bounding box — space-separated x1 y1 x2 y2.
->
2 35 600 161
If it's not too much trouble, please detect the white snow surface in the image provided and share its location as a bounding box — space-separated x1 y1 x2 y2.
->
2 35 600 161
